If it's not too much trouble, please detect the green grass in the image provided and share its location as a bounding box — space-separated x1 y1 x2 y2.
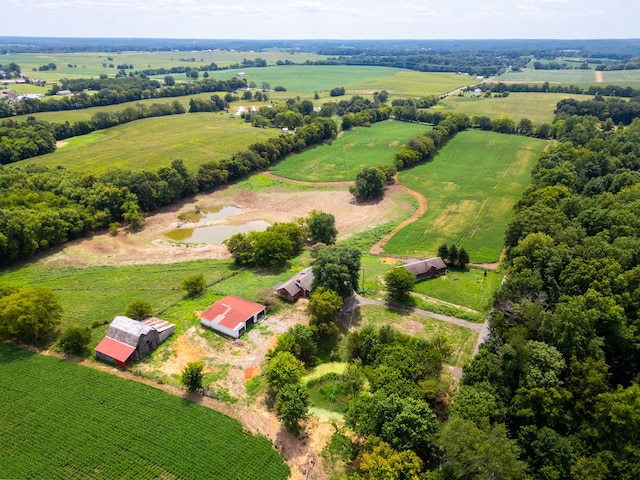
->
411 297 485 323
0 259 238 348
20 112 280 173
495 68 602 85
385 130 546 262
354 305 478 367
0 343 289 480
269 121 429 181
412 267 502 312
438 92 590 124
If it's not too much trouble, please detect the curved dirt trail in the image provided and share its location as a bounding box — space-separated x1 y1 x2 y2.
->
370 183 427 254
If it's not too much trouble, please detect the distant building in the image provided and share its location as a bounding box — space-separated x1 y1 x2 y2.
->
95 316 174 367
200 295 266 338
274 267 314 302
401 257 447 281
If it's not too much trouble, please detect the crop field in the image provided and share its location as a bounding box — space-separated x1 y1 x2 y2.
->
269 120 429 181
354 305 478 367
385 130 546 263
0 344 289 480
494 68 602 85
437 92 589 124
21 112 280 173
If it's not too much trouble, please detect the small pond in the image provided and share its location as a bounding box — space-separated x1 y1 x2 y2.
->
178 205 242 224
166 219 270 244
166 205 269 244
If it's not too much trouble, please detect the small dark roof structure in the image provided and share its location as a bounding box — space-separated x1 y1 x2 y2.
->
274 267 314 301
402 257 447 279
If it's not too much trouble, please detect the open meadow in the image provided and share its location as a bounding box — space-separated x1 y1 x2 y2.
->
0 344 290 480
269 120 429 181
385 130 546 263
495 67 640 89
437 92 590 124
23 112 280 172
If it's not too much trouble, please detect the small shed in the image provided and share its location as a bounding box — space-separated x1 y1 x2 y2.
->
274 267 314 302
401 257 447 281
141 317 175 343
95 315 174 367
200 295 266 338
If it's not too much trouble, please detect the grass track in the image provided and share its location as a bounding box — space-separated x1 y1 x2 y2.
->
0 343 289 480
385 130 545 262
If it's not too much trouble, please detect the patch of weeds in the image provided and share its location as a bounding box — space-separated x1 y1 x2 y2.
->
205 387 238 404
321 427 359 479
245 376 264 403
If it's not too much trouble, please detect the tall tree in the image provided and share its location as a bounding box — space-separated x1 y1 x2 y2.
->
0 288 62 343
306 210 337 245
181 361 204 393
275 383 310 436
384 268 416 302
308 286 343 336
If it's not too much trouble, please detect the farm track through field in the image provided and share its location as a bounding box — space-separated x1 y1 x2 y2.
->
259 172 428 256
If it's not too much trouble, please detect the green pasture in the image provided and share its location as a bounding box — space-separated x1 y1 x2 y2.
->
222 66 470 97
437 92 590 124
21 112 280 173
12 91 233 124
0 259 237 347
269 120 429 181
353 305 478 367
385 130 545 262
495 68 601 85
412 267 502 313
0 344 289 480
3 50 327 83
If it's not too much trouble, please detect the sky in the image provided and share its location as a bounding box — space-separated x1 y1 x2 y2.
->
3 0 640 40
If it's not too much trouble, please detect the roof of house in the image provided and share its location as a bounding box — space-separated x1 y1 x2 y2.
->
94 336 136 363
402 257 447 276
274 267 314 297
140 317 174 333
200 295 265 331
106 316 155 347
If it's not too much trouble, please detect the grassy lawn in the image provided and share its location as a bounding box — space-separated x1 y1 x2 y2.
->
269 120 429 181
385 130 546 263
437 92 590 124
20 113 280 173
354 305 478 367
0 344 289 480
412 267 502 312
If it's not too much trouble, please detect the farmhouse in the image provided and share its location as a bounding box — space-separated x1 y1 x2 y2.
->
200 295 266 338
274 267 314 301
401 257 447 281
95 315 174 367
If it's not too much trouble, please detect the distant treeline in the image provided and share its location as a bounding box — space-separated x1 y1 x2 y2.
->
476 81 640 98
0 76 247 118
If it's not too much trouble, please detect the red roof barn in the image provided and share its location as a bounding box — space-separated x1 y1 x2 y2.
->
200 295 266 338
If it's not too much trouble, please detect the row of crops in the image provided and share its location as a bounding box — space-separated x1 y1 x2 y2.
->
0 344 289 479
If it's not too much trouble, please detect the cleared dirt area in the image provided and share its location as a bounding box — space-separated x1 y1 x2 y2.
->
46 182 413 268
595 70 604 83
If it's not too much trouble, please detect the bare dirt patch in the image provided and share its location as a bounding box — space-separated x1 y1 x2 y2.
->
55 140 69 148
45 182 410 268
595 70 604 83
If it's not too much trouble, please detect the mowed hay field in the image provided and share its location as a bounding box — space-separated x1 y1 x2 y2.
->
23 112 280 173
269 120 430 181
437 92 590 124
0 344 289 480
221 66 471 97
385 130 546 263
